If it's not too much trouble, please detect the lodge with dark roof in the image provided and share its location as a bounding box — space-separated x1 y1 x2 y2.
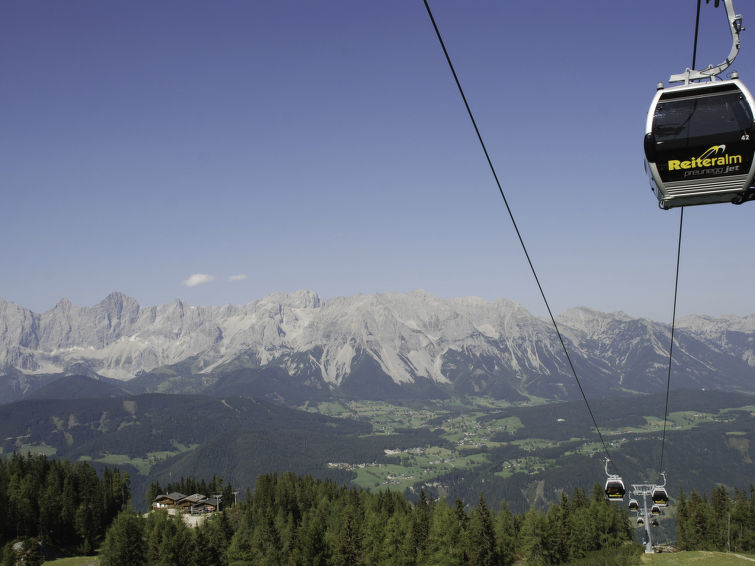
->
152 492 220 514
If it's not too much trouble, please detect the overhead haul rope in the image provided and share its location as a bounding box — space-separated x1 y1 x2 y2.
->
659 0 703 476
422 0 617 469
659 210 683 474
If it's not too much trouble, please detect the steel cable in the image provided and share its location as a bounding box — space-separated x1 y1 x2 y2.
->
422 0 617 469
659 0 702 477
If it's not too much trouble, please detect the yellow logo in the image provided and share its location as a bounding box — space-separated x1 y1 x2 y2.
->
668 145 742 171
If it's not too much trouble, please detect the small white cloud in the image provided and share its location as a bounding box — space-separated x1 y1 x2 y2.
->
182 273 215 287
228 274 247 282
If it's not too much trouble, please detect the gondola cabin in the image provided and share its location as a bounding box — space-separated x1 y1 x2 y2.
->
651 518 660 527
651 504 662 516
637 517 645 527
644 78 755 208
605 477 626 501
652 486 669 506
628 498 639 512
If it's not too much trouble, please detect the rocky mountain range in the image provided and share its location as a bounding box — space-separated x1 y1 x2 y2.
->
0 290 753 403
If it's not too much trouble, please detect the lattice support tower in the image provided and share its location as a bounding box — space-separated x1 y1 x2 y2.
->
631 484 656 553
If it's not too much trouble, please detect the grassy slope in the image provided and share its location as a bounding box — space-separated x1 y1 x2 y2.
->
43 558 98 565
40 549 755 565
643 551 755 564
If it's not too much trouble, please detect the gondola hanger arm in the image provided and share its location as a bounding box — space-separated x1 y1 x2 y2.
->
657 472 667 488
604 458 619 479
669 0 744 84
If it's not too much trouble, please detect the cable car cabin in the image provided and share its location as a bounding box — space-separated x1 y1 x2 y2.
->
652 486 669 506
644 78 755 209
628 498 639 512
651 518 660 527
604 477 626 501
637 517 645 527
651 505 662 516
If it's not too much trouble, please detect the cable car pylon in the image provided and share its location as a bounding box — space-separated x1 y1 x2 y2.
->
626 472 669 554
630 483 658 554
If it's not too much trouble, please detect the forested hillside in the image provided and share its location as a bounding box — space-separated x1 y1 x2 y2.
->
0 388 753 516
0 453 128 559
99 471 638 566
4 452 755 564
0 393 374 508
675 485 755 553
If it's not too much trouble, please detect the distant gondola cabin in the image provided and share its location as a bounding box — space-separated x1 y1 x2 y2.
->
605 478 626 500
652 486 669 506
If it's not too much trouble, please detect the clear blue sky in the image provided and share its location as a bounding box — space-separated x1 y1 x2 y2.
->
1 1 753 322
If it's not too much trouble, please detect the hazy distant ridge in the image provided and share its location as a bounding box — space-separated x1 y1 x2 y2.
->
0 290 753 400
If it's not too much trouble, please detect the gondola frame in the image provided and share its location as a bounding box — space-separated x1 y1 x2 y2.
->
644 78 755 208
604 477 626 501
651 486 669 507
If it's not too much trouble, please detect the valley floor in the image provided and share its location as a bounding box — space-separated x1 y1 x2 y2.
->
303 391 755 513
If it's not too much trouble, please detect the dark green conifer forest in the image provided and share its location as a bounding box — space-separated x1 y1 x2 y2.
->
102 471 637 566
0 453 128 559
675 484 755 553
5 452 755 564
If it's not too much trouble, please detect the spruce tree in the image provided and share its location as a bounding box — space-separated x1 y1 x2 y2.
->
676 489 692 550
408 489 431 560
711 484 731 550
467 495 498 566
519 507 549 566
226 514 255 566
495 500 517 566
424 499 467 565
333 504 364 566
730 487 754 552
295 508 330 566
99 510 145 566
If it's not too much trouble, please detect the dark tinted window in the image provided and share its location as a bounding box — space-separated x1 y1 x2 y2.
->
653 92 753 142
